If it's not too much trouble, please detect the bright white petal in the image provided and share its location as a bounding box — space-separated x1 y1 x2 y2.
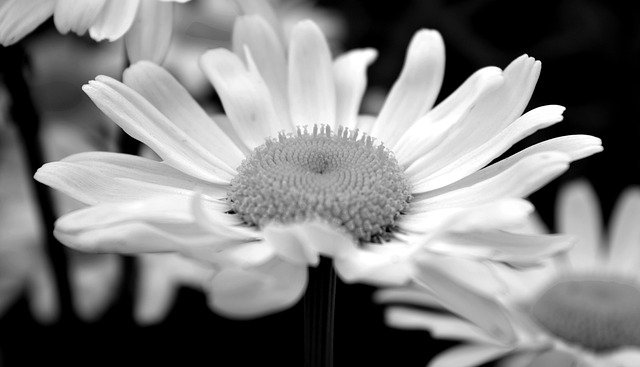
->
605 348 640 367
82 77 236 183
135 253 213 325
394 66 503 166
53 0 105 35
124 0 173 63
386 307 497 344
607 187 640 274
288 20 336 127
429 344 514 367
412 152 571 206
123 62 245 168
207 257 307 319
0 0 54 46
200 48 282 148
556 180 604 271
69 252 121 322
233 14 291 130
414 261 517 345
234 0 284 45
35 152 227 205
333 48 378 129
375 287 442 308
408 105 565 191
89 0 139 41
370 29 445 147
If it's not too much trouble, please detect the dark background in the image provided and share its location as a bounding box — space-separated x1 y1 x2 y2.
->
1 0 639 365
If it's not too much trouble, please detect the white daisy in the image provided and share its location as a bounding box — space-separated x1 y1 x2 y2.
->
35 13 601 318
378 180 640 367
0 0 190 63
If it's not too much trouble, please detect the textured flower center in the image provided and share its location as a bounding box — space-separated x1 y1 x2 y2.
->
530 277 640 351
227 125 411 242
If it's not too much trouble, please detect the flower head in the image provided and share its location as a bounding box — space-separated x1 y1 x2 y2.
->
0 0 191 63
379 181 640 367
36 12 601 318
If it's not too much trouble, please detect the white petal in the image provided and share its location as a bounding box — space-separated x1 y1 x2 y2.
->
200 48 282 148
556 180 605 272
375 287 442 308
386 307 497 344
207 257 307 319
394 66 503 166
234 0 284 45
123 62 245 168
429 231 575 266
53 0 105 35
69 252 121 321
409 56 540 180
333 48 378 129
232 15 291 130
526 350 582 367
370 29 445 147
605 348 640 367
135 253 213 325
25 247 59 324
35 152 227 205
82 77 235 183
89 0 139 41
262 225 320 266
288 20 336 127
414 261 517 345
124 0 173 63
429 344 514 367
417 135 602 199
0 0 54 46
607 187 640 274
412 152 571 206
408 105 565 191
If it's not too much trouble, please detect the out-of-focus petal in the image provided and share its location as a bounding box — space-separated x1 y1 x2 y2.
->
125 0 173 64
607 187 640 275
53 0 105 35
333 48 378 129
89 0 140 41
207 257 307 319
69 252 121 322
428 344 514 367
0 0 55 46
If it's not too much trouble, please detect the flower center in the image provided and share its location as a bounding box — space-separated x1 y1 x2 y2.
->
530 276 640 351
227 125 411 242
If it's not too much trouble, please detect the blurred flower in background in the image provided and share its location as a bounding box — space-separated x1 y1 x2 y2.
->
0 0 191 63
378 180 640 367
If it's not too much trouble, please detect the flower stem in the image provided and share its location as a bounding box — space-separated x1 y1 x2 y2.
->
303 257 336 367
0 45 74 321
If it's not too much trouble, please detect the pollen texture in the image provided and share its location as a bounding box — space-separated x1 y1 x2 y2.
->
227 125 411 242
530 277 640 351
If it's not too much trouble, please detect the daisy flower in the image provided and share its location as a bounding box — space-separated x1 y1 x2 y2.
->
0 0 190 63
378 181 640 367
35 12 602 318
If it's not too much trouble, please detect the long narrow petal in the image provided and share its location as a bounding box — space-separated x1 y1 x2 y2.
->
385 307 497 344
89 0 139 41
428 344 514 367
200 48 282 148
53 0 105 35
82 77 236 183
124 0 173 63
123 62 245 168
413 152 571 208
35 152 227 205
234 0 284 45
288 20 336 127
393 66 503 166
333 48 378 129
370 29 445 147
0 0 54 46
232 15 291 130
26 247 59 324
414 261 517 345
556 180 604 271
607 187 640 274
416 135 602 199
207 257 307 319
408 105 565 191
410 56 540 177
